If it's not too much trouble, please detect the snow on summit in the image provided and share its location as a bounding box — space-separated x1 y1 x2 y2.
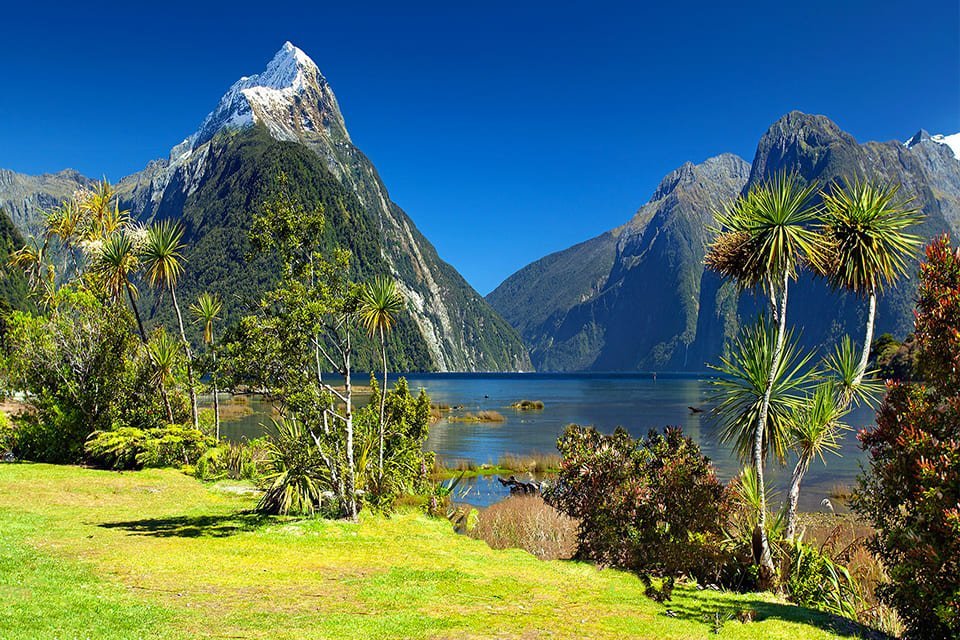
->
905 130 960 160
174 41 347 157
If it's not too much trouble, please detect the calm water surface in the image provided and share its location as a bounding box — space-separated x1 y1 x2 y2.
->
219 373 874 511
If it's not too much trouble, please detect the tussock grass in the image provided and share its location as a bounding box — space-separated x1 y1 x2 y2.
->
510 399 545 410
497 452 561 474
470 495 577 560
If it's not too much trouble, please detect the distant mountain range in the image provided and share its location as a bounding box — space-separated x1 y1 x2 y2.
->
2 45 958 373
488 112 960 371
0 43 530 373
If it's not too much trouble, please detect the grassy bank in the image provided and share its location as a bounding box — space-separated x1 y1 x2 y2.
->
0 464 874 639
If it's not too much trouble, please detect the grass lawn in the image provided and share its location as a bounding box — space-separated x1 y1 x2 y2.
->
0 464 878 639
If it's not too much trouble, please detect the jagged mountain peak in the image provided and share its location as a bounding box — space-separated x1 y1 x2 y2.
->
749 111 857 181
905 129 960 160
650 153 749 202
172 41 350 161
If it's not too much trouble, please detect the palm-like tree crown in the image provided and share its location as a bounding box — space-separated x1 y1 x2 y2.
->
818 177 923 295
823 336 883 407
706 172 824 288
9 237 47 287
710 318 816 465
45 199 83 245
358 276 404 337
788 382 848 465
80 180 130 240
190 292 222 344
95 232 139 302
141 221 186 290
146 330 179 387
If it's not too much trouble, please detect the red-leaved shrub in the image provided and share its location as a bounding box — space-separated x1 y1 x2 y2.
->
855 234 960 639
546 425 730 588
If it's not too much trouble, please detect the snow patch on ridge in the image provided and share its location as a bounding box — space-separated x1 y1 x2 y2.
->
905 130 960 160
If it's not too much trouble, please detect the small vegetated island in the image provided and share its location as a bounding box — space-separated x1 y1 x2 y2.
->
447 410 507 423
510 399 544 410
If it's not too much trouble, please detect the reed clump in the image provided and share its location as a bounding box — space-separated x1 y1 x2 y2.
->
497 452 561 474
469 495 578 560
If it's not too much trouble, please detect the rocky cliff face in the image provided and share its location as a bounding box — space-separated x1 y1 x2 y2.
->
0 169 94 235
489 154 750 370
0 42 530 372
490 112 960 371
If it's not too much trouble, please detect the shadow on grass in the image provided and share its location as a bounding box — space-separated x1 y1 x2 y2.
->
664 595 890 639
98 512 272 538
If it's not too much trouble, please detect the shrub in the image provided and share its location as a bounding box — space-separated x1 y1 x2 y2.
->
85 427 150 470
257 417 329 516
470 495 577 560
85 425 214 470
194 439 270 481
5 290 176 462
357 378 433 509
546 425 731 588
855 235 960 639
786 540 861 620
137 425 214 467
0 412 15 454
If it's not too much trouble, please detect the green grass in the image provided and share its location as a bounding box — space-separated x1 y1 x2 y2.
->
0 464 876 639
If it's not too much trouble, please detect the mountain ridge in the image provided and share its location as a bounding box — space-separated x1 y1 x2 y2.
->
489 112 960 371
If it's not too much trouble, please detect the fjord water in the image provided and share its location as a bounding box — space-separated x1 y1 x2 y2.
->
221 373 873 511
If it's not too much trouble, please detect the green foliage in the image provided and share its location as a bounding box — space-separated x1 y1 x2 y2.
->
706 171 824 289
0 412 15 454
137 425 213 468
546 425 731 590
257 416 329 516
787 382 847 467
194 439 269 481
818 177 923 296
358 276 404 338
786 540 860 620
84 425 214 470
356 377 433 508
723 467 787 579
4 289 172 462
823 336 882 406
0 208 33 312
84 427 149 469
856 234 960 639
710 317 816 465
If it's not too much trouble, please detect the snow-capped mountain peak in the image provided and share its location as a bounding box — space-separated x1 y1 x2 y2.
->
171 41 349 162
905 129 960 160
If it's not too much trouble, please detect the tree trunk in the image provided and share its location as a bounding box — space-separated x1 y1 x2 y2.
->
852 289 876 388
378 325 387 480
754 269 790 588
785 456 810 541
160 386 173 423
126 283 148 343
170 287 199 429
211 327 220 440
344 326 358 520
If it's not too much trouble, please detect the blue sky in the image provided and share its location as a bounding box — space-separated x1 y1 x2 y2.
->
2 0 958 294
